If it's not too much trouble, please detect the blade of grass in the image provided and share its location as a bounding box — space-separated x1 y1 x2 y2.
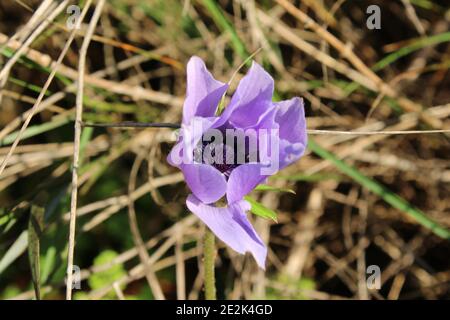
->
79 126 93 165
373 32 450 71
274 172 344 182
28 192 47 300
201 0 249 59
0 115 73 146
41 246 56 285
8 76 53 96
0 231 28 274
1 47 72 86
343 32 450 96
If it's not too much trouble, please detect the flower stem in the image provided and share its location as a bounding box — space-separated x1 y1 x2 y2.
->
203 227 216 300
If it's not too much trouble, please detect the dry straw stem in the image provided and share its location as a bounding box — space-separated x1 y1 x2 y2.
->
85 218 198 300
0 32 183 107
307 105 450 174
0 53 153 141
127 152 165 299
175 223 186 300
113 282 125 300
269 0 444 128
0 0 71 177
0 0 51 48
307 129 450 135
400 0 426 36
0 0 63 81
0 0 54 106
12 0 184 71
2 0 449 300
81 122 450 136
59 173 181 220
66 0 105 301
11 216 198 300
80 172 184 232
89 247 198 300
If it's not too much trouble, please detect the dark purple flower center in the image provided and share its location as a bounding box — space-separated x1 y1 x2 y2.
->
193 131 256 178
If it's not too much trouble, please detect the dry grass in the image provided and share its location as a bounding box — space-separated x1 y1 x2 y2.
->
0 0 449 300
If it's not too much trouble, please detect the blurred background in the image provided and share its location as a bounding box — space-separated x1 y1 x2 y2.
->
0 0 449 300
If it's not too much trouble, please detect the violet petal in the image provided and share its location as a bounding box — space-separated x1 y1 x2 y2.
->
187 194 267 269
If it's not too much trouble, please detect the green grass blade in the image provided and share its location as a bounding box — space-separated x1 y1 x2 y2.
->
0 115 72 146
0 231 28 274
1 47 72 86
41 246 56 285
28 192 47 300
79 126 93 165
274 172 343 182
341 32 450 96
373 32 450 71
201 0 249 59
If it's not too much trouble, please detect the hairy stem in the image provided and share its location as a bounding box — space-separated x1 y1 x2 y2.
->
203 227 216 300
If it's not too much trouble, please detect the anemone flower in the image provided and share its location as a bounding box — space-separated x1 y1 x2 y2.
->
168 56 307 269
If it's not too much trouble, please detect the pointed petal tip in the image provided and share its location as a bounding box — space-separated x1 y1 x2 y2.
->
183 56 228 124
187 55 205 65
186 195 267 270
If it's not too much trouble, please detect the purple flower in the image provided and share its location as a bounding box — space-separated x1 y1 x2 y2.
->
168 56 307 269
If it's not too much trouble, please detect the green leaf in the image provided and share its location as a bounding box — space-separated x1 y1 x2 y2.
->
0 211 17 234
244 196 278 222
0 231 28 274
88 250 126 299
41 246 56 285
255 184 296 194
0 285 21 299
275 172 343 182
28 192 47 300
267 274 316 300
